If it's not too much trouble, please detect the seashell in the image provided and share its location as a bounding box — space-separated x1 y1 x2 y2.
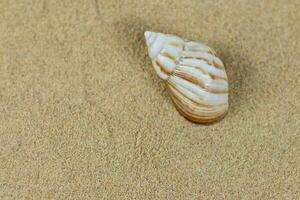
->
145 31 229 124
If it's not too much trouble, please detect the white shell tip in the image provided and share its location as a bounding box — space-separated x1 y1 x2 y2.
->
144 31 151 39
144 31 156 46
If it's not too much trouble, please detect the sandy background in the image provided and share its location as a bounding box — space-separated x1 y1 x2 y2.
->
0 0 299 199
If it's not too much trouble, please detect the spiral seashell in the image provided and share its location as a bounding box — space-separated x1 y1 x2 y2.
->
145 31 229 124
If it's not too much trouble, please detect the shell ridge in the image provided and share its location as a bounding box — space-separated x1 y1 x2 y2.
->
167 84 228 121
169 75 228 106
173 70 228 94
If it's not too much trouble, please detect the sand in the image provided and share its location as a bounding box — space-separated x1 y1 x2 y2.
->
0 0 299 199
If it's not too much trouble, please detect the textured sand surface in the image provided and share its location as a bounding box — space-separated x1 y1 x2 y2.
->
0 0 299 199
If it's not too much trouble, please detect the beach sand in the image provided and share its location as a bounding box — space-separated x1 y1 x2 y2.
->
0 0 299 199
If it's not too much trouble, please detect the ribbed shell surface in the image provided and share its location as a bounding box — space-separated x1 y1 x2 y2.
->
145 31 228 123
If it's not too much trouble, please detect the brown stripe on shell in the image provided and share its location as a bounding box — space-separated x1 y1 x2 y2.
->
210 74 227 81
179 64 209 76
166 83 228 124
213 60 224 69
182 56 213 66
166 82 212 109
174 70 228 94
183 45 212 53
209 49 216 56
172 97 228 123
184 48 209 53
168 89 228 122
161 52 177 62
178 64 227 81
182 56 224 70
167 79 227 110
155 60 172 76
184 45 217 56
169 42 183 48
